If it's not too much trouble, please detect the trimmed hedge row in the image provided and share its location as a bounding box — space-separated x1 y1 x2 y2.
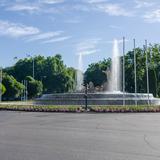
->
90 105 160 113
1 105 160 113
0 105 82 112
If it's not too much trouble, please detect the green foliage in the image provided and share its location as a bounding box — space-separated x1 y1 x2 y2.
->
0 84 6 95
90 105 160 112
25 76 43 98
84 44 160 97
5 54 76 94
2 73 24 100
124 45 160 97
85 58 111 86
3 44 160 99
0 105 82 112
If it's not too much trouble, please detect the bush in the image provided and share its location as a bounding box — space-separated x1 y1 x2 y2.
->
2 73 24 100
25 76 43 99
90 105 160 113
0 105 82 112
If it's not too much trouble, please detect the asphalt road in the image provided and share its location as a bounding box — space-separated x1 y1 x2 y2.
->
0 112 160 160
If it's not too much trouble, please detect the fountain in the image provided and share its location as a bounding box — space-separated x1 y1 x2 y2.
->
35 39 160 105
109 39 121 92
76 53 84 91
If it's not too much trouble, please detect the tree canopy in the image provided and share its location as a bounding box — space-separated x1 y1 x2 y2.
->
2 44 160 100
5 54 76 94
0 84 6 95
25 76 43 98
85 44 160 97
2 73 24 100
85 58 111 86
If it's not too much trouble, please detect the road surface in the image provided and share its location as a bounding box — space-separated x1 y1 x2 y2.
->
0 111 160 160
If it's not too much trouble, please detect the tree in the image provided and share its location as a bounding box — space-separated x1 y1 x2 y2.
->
5 55 76 94
124 45 160 97
85 58 111 86
0 84 6 95
2 73 24 100
124 48 146 93
4 44 160 97
25 76 43 98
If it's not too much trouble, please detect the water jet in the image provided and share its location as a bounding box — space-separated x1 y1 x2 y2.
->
35 38 160 106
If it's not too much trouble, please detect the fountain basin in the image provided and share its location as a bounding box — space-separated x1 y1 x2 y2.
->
35 92 160 105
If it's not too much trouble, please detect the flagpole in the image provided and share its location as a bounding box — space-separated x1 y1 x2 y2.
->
133 39 137 105
145 40 150 105
123 37 125 106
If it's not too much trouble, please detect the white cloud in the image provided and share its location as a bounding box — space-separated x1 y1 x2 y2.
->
0 20 71 44
80 49 99 56
64 19 81 24
43 36 71 43
86 0 107 4
0 20 40 38
2 0 133 18
40 0 64 4
96 3 133 16
77 38 100 55
109 25 121 29
27 31 63 42
72 4 91 12
83 0 134 17
6 4 40 12
4 0 64 14
135 0 154 8
143 9 160 23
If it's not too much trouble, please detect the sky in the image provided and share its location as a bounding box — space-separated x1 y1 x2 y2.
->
0 0 160 70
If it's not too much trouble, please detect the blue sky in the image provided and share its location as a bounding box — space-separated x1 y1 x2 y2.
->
0 0 160 70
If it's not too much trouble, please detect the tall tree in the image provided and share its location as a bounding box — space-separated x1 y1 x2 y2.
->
5 54 76 94
85 58 111 86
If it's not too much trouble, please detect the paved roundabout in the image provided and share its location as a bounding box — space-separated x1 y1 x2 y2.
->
0 112 160 160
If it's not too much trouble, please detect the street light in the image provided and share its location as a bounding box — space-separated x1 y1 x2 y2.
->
41 76 47 93
83 82 88 111
21 80 28 101
27 54 35 79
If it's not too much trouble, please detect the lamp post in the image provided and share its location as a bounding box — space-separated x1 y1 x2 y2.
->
21 80 28 101
33 58 35 79
27 54 35 79
41 76 46 93
83 82 88 111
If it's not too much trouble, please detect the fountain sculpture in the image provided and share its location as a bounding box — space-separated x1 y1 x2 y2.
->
35 39 160 105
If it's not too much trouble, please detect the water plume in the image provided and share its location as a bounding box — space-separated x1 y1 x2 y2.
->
109 39 121 92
